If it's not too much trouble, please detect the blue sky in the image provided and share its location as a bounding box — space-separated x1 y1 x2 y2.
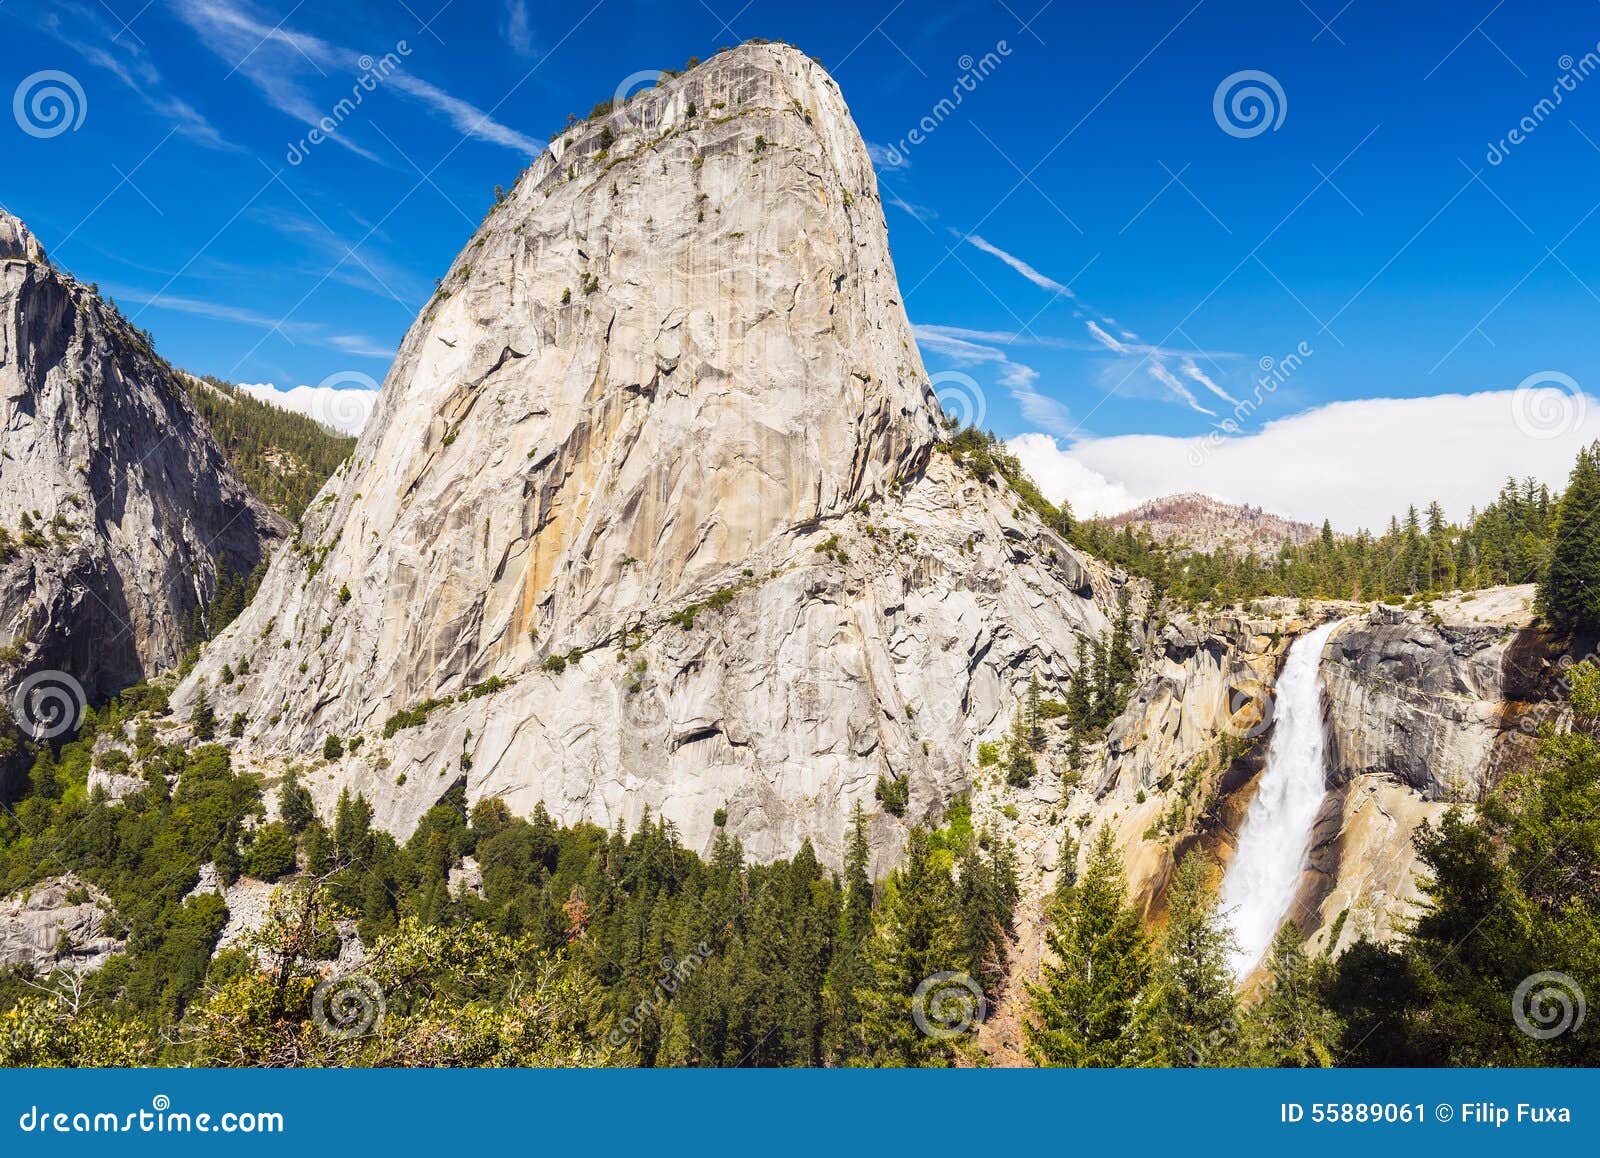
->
6 0 1600 527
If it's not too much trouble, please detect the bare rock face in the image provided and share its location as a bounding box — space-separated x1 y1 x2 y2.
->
1321 587 1540 801
0 874 125 973
175 45 1120 867
0 213 288 703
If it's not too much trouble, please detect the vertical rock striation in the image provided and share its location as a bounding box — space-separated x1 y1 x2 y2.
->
174 44 1122 866
0 212 287 704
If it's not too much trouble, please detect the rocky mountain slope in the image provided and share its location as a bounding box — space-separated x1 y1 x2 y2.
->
1101 492 1321 556
173 44 1126 867
0 212 287 711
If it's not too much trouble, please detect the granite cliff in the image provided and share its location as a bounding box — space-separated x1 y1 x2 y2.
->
173 44 1124 867
0 212 286 718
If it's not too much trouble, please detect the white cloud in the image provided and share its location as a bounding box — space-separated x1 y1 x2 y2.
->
1008 389 1600 531
109 285 393 362
1085 319 1128 354
238 382 378 435
1148 362 1216 416
912 325 1074 438
386 72 544 156
1182 359 1239 406
503 0 535 56
962 234 1072 296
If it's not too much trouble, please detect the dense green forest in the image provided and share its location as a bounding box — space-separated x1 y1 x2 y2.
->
184 374 355 522
0 693 1017 1066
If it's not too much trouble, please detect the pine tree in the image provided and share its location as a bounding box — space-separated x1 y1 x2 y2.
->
1025 827 1152 1067
857 829 962 1066
1242 923 1340 1066
1004 694 1037 787
1108 585 1137 690
825 804 874 1063
1066 637 1093 731
1538 441 1600 634
277 774 315 835
190 686 216 742
1148 851 1239 1066
1025 673 1045 751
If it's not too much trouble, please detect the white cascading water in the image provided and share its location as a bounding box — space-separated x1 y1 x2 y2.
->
1218 619 1344 979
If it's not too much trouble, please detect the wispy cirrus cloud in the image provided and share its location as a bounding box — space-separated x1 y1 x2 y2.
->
251 208 431 310
17 0 232 149
503 0 536 57
108 285 394 362
962 233 1073 296
963 236 1244 417
169 0 542 161
867 141 911 170
913 324 1073 438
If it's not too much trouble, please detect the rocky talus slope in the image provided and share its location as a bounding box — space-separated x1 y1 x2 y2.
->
0 213 287 703
174 45 1125 867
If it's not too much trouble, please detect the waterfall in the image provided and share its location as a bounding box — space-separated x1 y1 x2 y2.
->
1218 619 1344 978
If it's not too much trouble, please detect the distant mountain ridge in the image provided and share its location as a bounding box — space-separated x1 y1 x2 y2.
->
1101 492 1323 556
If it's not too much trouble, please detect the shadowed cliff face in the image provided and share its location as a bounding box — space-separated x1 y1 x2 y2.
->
0 213 287 705
173 44 1123 866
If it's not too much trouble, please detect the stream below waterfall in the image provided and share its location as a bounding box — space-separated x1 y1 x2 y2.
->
1217 619 1345 979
